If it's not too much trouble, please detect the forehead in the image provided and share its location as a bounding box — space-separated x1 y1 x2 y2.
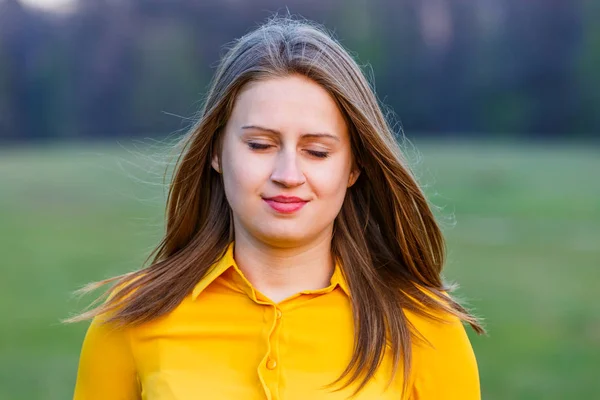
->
228 74 348 138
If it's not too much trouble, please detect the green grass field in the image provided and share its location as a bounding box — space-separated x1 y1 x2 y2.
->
1 140 598 399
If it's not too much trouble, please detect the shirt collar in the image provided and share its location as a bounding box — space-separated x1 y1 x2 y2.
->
191 241 350 300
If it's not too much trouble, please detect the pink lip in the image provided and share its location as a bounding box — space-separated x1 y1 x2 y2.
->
263 196 309 214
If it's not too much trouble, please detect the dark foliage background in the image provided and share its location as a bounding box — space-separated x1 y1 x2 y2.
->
1 0 598 142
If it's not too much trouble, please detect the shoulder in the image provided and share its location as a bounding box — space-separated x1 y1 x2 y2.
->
401 286 470 344
403 293 481 399
402 288 476 360
84 273 146 334
404 306 473 356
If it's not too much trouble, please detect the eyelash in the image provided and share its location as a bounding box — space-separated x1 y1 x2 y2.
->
247 143 330 159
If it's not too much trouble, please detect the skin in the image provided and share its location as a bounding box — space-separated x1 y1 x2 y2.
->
212 74 360 302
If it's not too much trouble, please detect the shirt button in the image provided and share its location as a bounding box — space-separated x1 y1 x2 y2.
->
276 309 282 319
266 359 277 370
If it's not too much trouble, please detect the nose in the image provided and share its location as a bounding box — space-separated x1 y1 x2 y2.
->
270 148 306 187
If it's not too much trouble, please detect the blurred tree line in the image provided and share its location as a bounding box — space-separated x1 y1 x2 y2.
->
0 0 597 142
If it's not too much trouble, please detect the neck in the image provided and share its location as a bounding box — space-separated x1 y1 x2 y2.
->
232 229 335 303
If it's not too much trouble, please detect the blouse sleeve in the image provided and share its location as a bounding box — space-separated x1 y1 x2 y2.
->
409 313 480 400
73 314 140 400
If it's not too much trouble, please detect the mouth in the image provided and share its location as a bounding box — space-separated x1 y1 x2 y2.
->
263 196 309 214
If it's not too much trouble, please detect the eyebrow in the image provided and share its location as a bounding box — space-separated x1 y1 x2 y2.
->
241 125 340 142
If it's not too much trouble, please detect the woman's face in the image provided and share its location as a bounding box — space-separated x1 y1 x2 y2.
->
213 74 360 248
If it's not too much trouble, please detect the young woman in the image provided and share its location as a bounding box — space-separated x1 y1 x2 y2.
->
71 16 483 400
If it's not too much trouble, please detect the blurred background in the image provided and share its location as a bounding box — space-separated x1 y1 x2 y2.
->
0 0 598 399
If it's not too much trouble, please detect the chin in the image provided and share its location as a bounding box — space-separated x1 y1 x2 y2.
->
254 227 311 247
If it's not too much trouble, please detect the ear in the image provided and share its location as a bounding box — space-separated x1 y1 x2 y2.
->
211 153 221 174
347 167 360 187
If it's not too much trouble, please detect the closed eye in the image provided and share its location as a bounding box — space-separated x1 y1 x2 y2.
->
248 142 329 158
306 150 330 159
248 142 272 150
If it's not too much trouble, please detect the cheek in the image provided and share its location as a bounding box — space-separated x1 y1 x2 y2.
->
222 150 271 203
309 161 351 206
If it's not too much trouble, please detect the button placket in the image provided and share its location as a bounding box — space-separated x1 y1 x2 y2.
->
268 305 283 398
268 307 282 368
258 305 283 400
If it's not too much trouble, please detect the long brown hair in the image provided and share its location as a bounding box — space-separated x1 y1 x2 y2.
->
66 15 483 397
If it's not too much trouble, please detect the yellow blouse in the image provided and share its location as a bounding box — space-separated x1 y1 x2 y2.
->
73 242 479 399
